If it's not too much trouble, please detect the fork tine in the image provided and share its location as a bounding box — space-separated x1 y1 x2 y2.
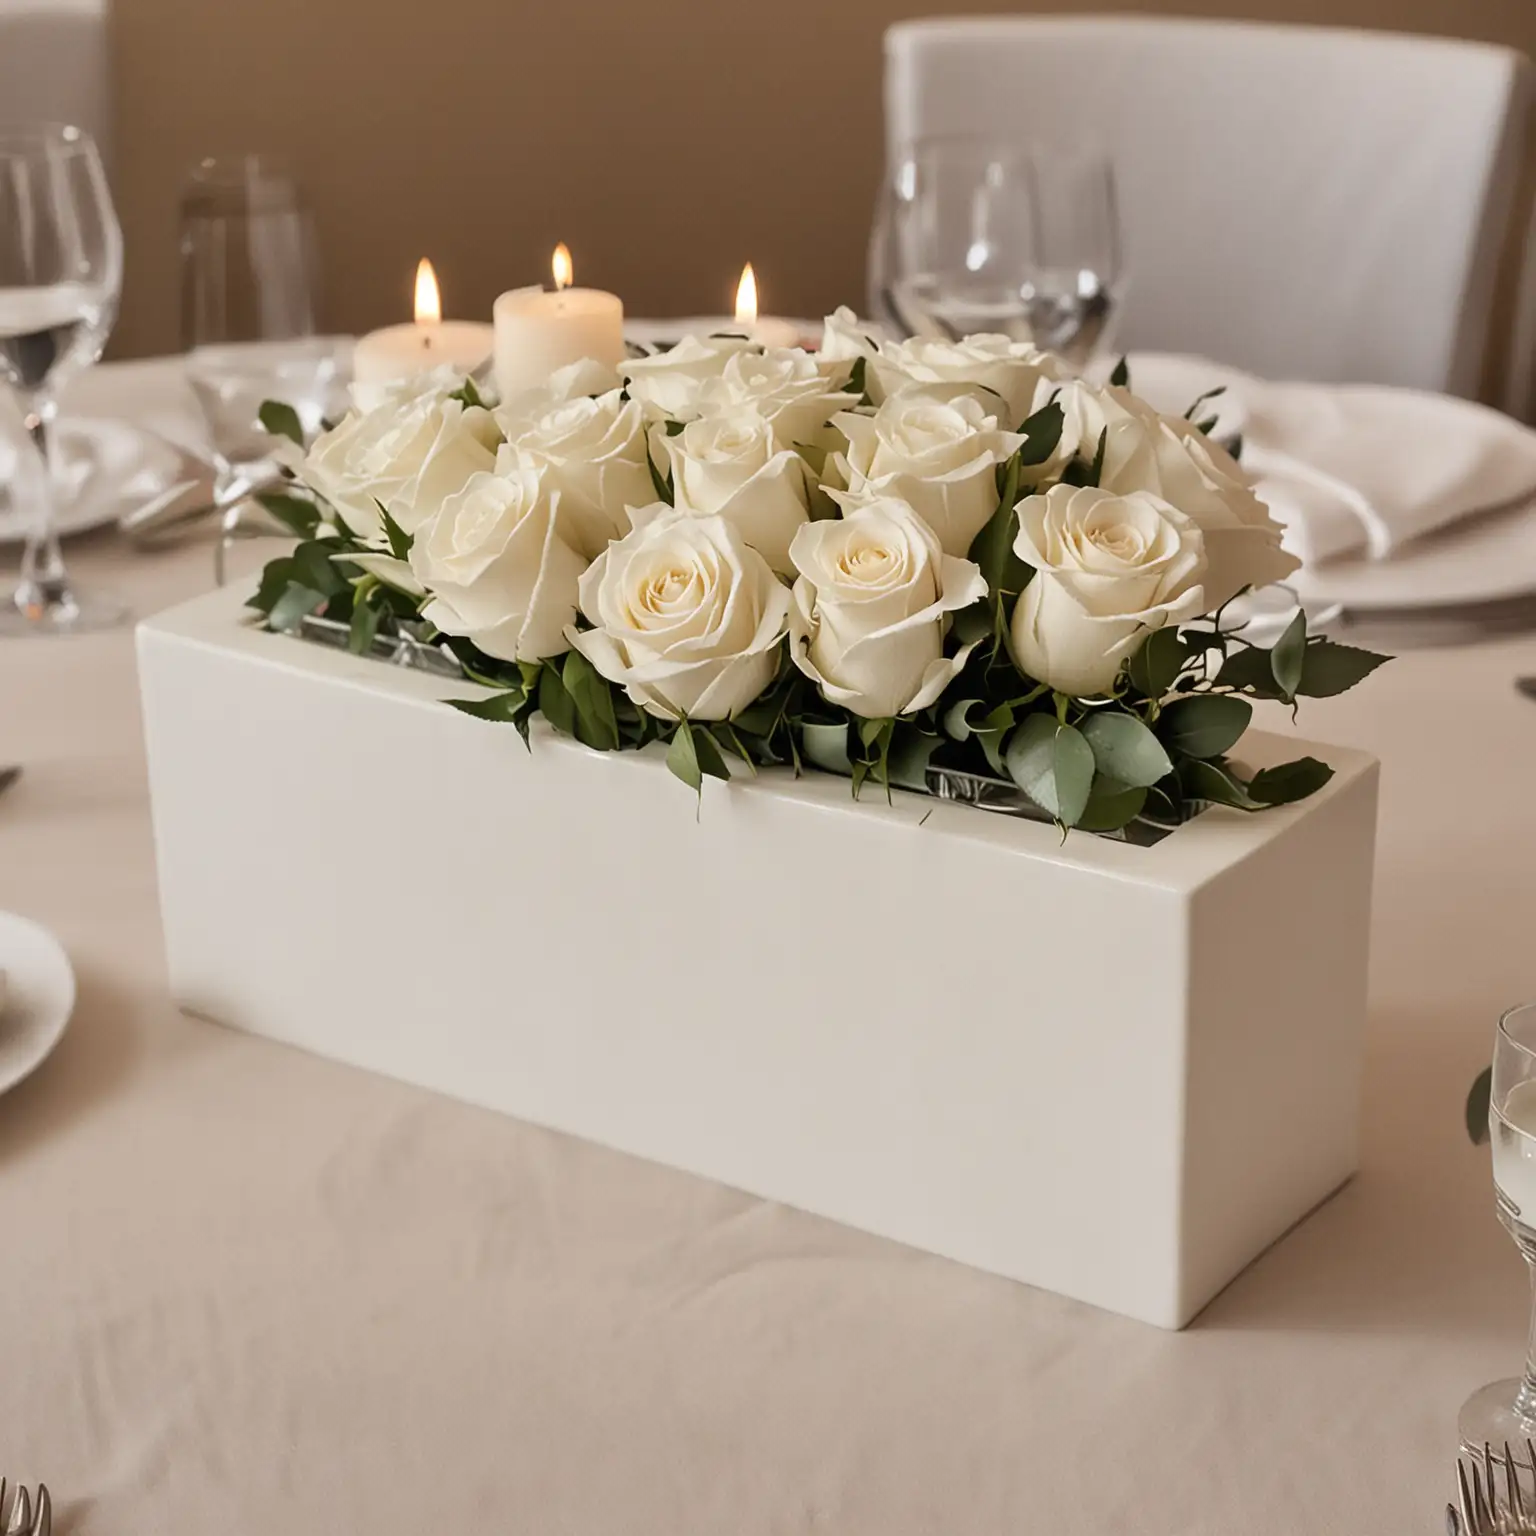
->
34 1483 49 1536
1508 1442 1526 1519
9 1485 29 1536
1460 1460 1478 1534
1448 1503 1465 1536
1474 1455 1494 1534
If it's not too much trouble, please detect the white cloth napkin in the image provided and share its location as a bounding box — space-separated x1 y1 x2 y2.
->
1127 354 1536 567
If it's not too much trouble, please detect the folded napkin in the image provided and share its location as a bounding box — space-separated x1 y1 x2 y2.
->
1126 354 1536 567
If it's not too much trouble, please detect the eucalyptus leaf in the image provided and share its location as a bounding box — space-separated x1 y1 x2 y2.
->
1270 610 1307 700
267 582 328 632
887 729 941 793
1215 644 1283 696
1158 695 1253 760
1109 356 1131 389
254 491 323 539
1126 626 1189 699
942 698 986 743
1246 756 1334 805
1178 757 1259 810
950 599 993 646
290 540 349 597
348 596 381 655
1079 712 1174 788
538 663 578 737
1003 715 1095 826
1077 779 1148 834
258 399 304 446
1016 399 1065 465
800 721 852 776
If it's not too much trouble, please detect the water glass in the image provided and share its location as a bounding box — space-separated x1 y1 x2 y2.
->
1461 1003 1536 1454
179 156 333 505
0 123 124 634
870 135 1124 376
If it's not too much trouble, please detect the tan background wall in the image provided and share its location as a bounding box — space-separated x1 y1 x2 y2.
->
110 0 1536 359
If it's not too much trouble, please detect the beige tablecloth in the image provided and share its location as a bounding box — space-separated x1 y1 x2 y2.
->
3 362 1536 1534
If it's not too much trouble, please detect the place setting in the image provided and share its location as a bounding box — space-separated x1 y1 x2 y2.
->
5 10 1536 1530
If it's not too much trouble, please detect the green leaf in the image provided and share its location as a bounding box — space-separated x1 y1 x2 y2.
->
289 540 349 598
1087 427 1108 487
967 456 1029 601
646 444 673 505
1246 756 1334 806
348 595 381 655
1003 715 1095 827
857 715 890 750
1227 432 1244 461
448 376 486 408
267 582 328 633
249 554 298 614
1109 356 1130 389
1297 640 1390 698
1077 780 1148 834
538 663 578 737
378 504 413 563
847 354 870 404
887 729 941 793
1016 399 1065 465
949 599 993 646
1270 610 1307 700
663 419 687 437
445 688 529 723
692 723 731 781
1179 757 1259 811
1158 695 1253 760
666 719 730 794
254 491 323 539
562 648 620 751
942 698 986 743
800 720 852 776
1079 712 1174 788
1215 644 1283 696
1467 1066 1493 1146
258 400 304 446
1126 626 1189 699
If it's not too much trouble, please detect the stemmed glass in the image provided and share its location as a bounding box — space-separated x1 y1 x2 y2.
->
1462 1003 1536 1455
869 135 1124 375
0 124 124 634
179 154 334 582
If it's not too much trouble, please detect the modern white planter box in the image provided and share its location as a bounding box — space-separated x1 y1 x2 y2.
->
137 584 1379 1328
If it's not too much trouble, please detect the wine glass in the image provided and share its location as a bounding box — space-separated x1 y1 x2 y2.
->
870 135 1124 373
179 154 335 578
1461 1002 1536 1456
0 123 124 634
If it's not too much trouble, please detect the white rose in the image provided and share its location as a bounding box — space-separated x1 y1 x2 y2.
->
409 444 586 664
288 390 501 543
570 507 791 721
868 334 1064 427
1009 484 1208 697
497 356 622 424
1051 381 1300 608
820 306 881 362
788 495 987 719
498 387 653 560
832 391 1025 557
662 407 811 575
347 363 462 416
619 335 757 421
696 348 859 448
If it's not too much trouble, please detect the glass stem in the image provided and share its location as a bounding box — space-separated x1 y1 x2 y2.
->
1516 1257 1536 1424
15 392 75 623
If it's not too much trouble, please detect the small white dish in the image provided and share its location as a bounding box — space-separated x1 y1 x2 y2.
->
0 418 182 544
0 910 76 1095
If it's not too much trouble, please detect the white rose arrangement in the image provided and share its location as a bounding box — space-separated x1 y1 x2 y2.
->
252 318 1386 835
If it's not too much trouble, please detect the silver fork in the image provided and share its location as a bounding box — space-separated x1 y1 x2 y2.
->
0 1477 51 1536
1457 1443 1536 1535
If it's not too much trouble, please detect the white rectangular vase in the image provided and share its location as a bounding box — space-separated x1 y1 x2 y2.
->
138 585 1379 1328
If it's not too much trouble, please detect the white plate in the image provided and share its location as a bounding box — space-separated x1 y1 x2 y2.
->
0 418 183 543
0 910 76 1095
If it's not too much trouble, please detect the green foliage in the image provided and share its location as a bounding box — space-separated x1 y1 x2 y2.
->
646 443 673 505
448 376 486 408
1157 695 1253 760
1247 756 1334 805
378 505 413 562
1109 356 1131 389
254 491 323 539
1079 711 1173 788
666 718 731 795
258 400 304 446
1004 714 1095 828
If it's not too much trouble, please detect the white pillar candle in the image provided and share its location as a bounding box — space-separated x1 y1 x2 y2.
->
352 259 493 390
732 262 803 349
493 244 625 399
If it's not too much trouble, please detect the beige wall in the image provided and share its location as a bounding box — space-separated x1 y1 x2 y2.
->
110 0 1536 359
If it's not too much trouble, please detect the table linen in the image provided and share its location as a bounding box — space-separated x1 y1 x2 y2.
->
2 359 1535 1534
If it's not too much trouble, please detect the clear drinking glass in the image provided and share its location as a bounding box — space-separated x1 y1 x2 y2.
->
1462 1003 1536 1456
179 156 333 510
0 123 124 634
870 136 1124 375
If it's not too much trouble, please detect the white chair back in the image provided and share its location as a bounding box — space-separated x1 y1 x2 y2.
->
0 0 111 164
884 16 1532 405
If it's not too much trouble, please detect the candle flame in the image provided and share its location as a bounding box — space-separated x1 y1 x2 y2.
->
552 243 573 292
414 258 441 325
734 262 758 326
